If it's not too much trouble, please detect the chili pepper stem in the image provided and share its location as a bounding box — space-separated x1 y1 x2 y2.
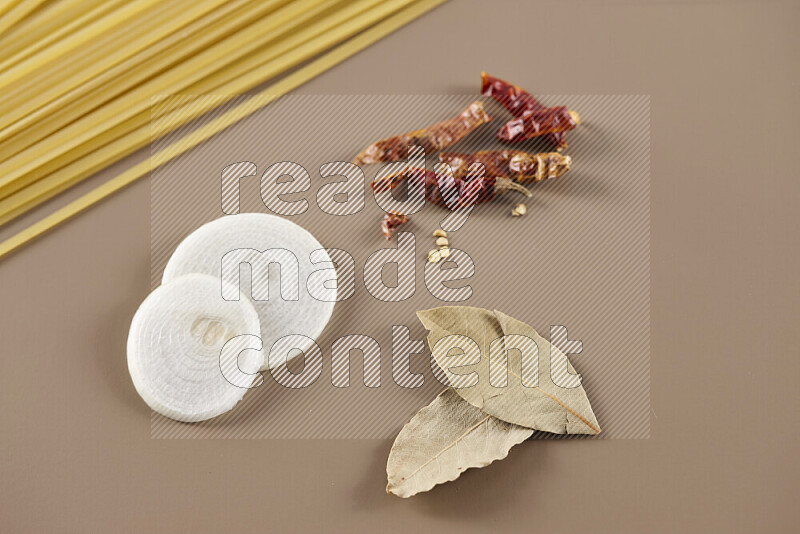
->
496 177 533 197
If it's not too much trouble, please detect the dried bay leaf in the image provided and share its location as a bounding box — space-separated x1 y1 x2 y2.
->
386 389 533 498
417 306 601 435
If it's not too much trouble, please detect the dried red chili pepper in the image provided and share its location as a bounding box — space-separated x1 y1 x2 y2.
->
380 212 409 240
496 106 580 143
371 167 530 211
481 72 547 117
439 150 572 183
480 72 578 148
549 131 567 149
353 101 492 165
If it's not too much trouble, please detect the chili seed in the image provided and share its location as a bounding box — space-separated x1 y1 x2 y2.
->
427 249 442 263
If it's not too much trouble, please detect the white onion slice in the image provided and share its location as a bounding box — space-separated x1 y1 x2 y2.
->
127 274 262 422
162 214 336 369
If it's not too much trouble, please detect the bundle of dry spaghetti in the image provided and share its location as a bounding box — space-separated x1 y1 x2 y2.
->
0 0 446 258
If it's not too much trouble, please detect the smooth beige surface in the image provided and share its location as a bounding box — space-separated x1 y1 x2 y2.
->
1 1 798 532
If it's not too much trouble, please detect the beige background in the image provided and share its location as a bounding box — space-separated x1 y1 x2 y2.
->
1 0 798 532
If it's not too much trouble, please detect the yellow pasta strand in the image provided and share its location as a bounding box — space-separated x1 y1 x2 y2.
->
0 0 235 128
0 0 107 57
0 0 446 259
0 0 407 215
0 0 122 70
0 0 343 196
0 0 266 154
0 0 46 37
0 1 23 19
0 0 165 91
0 0 379 164
0 0 366 205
